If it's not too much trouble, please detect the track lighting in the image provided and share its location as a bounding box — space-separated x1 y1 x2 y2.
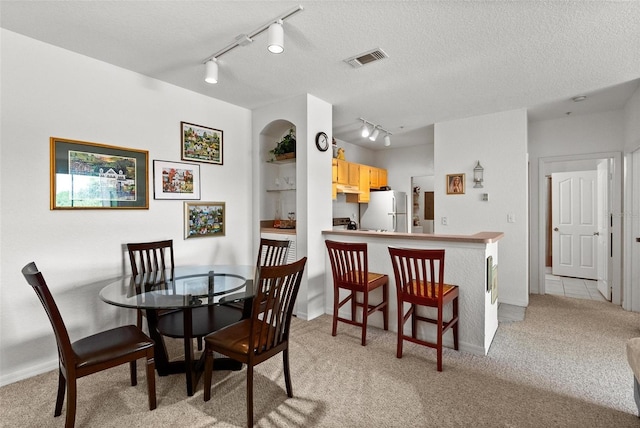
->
369 127 380 141
267 20 284 54
205 58 218 84
358 118 392 146
203 5 303 84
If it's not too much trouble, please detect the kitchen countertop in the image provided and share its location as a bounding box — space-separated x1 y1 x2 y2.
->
322 229 504 244
261 227 296 235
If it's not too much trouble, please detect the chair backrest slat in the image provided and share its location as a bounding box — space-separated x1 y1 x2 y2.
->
250 257 306 358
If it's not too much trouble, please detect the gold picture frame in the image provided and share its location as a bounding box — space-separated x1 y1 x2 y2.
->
50 137 149 209
446 173 465 195
184 201 225 238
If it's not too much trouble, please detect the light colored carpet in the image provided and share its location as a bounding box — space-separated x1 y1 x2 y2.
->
1 294 639 427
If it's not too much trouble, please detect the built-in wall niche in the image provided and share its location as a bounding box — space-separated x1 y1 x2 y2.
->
260 120 297 223
411 175 434 233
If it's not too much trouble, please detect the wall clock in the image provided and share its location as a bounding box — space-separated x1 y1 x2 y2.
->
315 132 329 152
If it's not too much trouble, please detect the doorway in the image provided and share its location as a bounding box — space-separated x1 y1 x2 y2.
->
538 152 622 305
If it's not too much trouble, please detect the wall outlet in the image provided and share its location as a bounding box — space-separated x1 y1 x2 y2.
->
507 213 516 223
441 217 448 226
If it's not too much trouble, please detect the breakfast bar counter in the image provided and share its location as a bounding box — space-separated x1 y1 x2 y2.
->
321 230 504 355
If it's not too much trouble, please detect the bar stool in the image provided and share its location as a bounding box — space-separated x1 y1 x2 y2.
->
388 247 459 371
325 240 389 346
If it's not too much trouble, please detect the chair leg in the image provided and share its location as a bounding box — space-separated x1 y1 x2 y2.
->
197 337 203 351
332 287 339 337
65 378 77 428
361 290 369 346
129 360 138 386
136 309 143 330
203 349 214 402
54 369 65 417
411 304 418 340
283 349 293 397
383 282 389 331
437 309 444 372
396 302 404 359
453 297 459 350
146 353 157 410
246 364 254 427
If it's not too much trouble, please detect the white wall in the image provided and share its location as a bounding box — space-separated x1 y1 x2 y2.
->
528 110 625 295
0 30 253 384
435 109 529 306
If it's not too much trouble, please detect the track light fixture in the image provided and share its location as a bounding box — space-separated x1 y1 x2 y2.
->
203 5 303 84
267 20 284 54
358 118 392 146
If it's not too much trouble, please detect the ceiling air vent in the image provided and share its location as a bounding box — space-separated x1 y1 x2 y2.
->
344 48 388 68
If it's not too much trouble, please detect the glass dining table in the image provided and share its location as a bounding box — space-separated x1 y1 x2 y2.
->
99 265 255 396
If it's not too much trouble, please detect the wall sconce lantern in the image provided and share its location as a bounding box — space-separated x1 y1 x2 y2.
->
473 161 484 188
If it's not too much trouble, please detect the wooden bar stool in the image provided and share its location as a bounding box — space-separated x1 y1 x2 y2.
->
388 247 459 371
325 240 389 346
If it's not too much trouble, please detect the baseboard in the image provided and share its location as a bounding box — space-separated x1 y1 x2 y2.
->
0 358 57 387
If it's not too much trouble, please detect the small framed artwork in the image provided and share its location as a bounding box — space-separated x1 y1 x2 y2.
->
486 256 493 292
446 173 465 195
491 264 498 304
181 121 223 165
184 201 225 238
50 137 148 209
153 160 200 200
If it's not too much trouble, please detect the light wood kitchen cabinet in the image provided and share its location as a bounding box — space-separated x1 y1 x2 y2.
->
347 162 360 186
332 159 387 200
335 159 349 184
378 168 388 187
369 167 380 189
347 166 370 203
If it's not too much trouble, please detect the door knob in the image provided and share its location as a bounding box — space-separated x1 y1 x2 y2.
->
553 227 559 232
593 232 600 236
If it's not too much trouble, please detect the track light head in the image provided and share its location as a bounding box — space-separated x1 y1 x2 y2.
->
360 121 371 138
205 58 218 84
369 127 380 141
268 20 284 54
384 134 391 146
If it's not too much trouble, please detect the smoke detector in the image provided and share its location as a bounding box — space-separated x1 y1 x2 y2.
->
344 48 388 68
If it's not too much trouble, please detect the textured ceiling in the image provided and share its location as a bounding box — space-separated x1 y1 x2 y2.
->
2 1 639 150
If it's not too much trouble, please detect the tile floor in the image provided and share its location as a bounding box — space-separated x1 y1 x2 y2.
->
544 270 608 302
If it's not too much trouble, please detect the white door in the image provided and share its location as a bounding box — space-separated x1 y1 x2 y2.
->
596 160 611 300
551 171 598 279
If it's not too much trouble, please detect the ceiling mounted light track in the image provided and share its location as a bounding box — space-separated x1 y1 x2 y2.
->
358 118 392 147
203 5 303 84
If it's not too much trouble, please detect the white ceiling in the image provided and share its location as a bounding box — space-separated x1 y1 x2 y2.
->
2 1 639 150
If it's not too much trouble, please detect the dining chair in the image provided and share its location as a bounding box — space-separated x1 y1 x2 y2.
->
325 240 389 346
203 257 307 427
126 239 176 330
21 262 156 428
388 247 459 371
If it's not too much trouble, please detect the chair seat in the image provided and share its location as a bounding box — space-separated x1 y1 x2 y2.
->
156 305 243 338
402 280 458 300
205 319 252 356
72 325 154 369
339 271 388 290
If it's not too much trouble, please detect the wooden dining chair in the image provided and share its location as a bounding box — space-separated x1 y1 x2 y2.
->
325 240 389 346
126 239 176 330
203 257 307 427
21 262 157 428
388 247 459 371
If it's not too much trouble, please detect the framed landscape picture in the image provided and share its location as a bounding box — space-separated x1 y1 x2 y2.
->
184 201 225 238
153 160 200 200
50 137 148 209
181 121 223 165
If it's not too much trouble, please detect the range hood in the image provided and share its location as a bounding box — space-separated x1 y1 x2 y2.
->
335 184 362 194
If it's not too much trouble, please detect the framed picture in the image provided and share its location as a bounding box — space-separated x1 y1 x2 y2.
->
50 137 148 209
486 256 493 292
181 121 223 165
184 201 225 238
491 264 499 304
446 173 465 195
153 160 200 200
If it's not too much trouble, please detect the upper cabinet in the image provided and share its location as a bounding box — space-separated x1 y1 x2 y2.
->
333 159 386 202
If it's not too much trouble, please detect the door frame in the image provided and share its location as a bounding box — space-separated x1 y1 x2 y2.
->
623 147 640 312
537 151 622 305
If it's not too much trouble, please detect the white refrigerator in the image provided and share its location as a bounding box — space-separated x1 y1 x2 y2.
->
360 190 408 232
